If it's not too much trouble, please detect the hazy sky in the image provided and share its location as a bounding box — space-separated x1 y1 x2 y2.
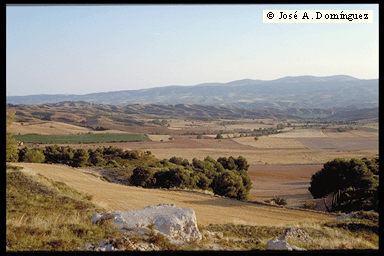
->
6 4 378 96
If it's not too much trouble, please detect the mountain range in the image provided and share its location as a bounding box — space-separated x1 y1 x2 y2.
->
7 75 378 109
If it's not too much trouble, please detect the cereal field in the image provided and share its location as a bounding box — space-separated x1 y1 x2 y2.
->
233 136 307 149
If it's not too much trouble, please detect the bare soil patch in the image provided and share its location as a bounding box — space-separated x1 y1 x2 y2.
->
247 164 323 208
297 137 378 151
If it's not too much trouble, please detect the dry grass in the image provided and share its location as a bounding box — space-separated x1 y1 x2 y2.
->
6 166 120 251
147 135 171 141
269 128 326 138
148 147 378 165
10 163 333 227
233 136 307 149
9 121 92 135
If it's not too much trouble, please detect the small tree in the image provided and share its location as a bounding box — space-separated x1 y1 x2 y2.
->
308 157 377 212
212 170 248 200
22 149 45 163
130 166 153 187
72 148 89 167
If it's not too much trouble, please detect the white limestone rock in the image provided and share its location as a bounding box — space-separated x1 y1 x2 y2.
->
93 204 202 242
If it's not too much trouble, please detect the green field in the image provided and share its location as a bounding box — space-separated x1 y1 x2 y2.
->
14 133 151 144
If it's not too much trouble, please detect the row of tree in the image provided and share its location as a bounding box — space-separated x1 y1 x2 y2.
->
130 155 252 200
15 145 149 168
308 157 379 212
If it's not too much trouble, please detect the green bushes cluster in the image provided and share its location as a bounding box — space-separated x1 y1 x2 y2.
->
17 145 151 168
130 155 252 201
16 145 252 201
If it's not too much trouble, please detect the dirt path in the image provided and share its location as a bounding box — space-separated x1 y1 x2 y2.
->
11 163 333 227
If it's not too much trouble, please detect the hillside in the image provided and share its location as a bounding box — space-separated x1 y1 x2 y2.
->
12 163 333 227
6 75 378 109
7 163 379 251
7 101 378 129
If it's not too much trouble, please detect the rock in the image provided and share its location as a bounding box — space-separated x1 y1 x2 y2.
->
266 227 309 251
266 238 293 251
279 227 314 246
90 236 160 251
93 204 202 242
202 230 224 240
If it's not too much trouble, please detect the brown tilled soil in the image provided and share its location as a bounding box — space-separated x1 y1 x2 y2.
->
248 164 324 209
297 137 378 151
11 163 333 227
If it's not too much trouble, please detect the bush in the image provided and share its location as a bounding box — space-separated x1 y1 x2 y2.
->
303 200 317 209
193 172 212 190
106 160 119 167
22 149 45 163
213 170 248 200
153 168 190 189
271 195 287 206
169 156 183 165
130 166 153 187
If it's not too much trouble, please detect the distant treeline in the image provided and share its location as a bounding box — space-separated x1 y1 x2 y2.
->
17 145 149 167
14 133 150 144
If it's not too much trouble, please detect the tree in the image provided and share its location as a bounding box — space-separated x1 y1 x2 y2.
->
235 156 250 171
130 166 153 187
308 158 377 212
22 149 45 163
212 170 248 200
72 148 89 167
6 111 18 162
193 172 212 190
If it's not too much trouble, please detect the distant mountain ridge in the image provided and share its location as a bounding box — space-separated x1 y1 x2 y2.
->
7 75 378 109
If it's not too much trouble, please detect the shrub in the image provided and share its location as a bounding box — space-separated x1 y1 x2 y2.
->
213 170 247 200
106 160 119 167
22 149 45 163
169 156 183 165
72 148 89 167
130 166 153 187
271 195 287 206
303 200 317 209
193 172 212 190
153 168 190 189
90 155 106 166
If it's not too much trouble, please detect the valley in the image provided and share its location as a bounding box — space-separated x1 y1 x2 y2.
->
7 102 378 211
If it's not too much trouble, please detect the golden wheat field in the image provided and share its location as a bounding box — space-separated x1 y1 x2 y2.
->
11 163 333 227
233 136 307 149
9 121 92 135
269 128 327 138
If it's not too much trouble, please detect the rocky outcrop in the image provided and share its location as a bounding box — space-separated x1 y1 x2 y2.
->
92 204 202 242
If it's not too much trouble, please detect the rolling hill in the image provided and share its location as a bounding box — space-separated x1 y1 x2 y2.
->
7 75 378 109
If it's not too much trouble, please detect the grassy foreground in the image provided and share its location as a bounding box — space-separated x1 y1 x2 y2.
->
13 133 150 144
6 165 120 251
6 165 379 251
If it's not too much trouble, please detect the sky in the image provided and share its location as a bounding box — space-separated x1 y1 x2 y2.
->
6 4 378 96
